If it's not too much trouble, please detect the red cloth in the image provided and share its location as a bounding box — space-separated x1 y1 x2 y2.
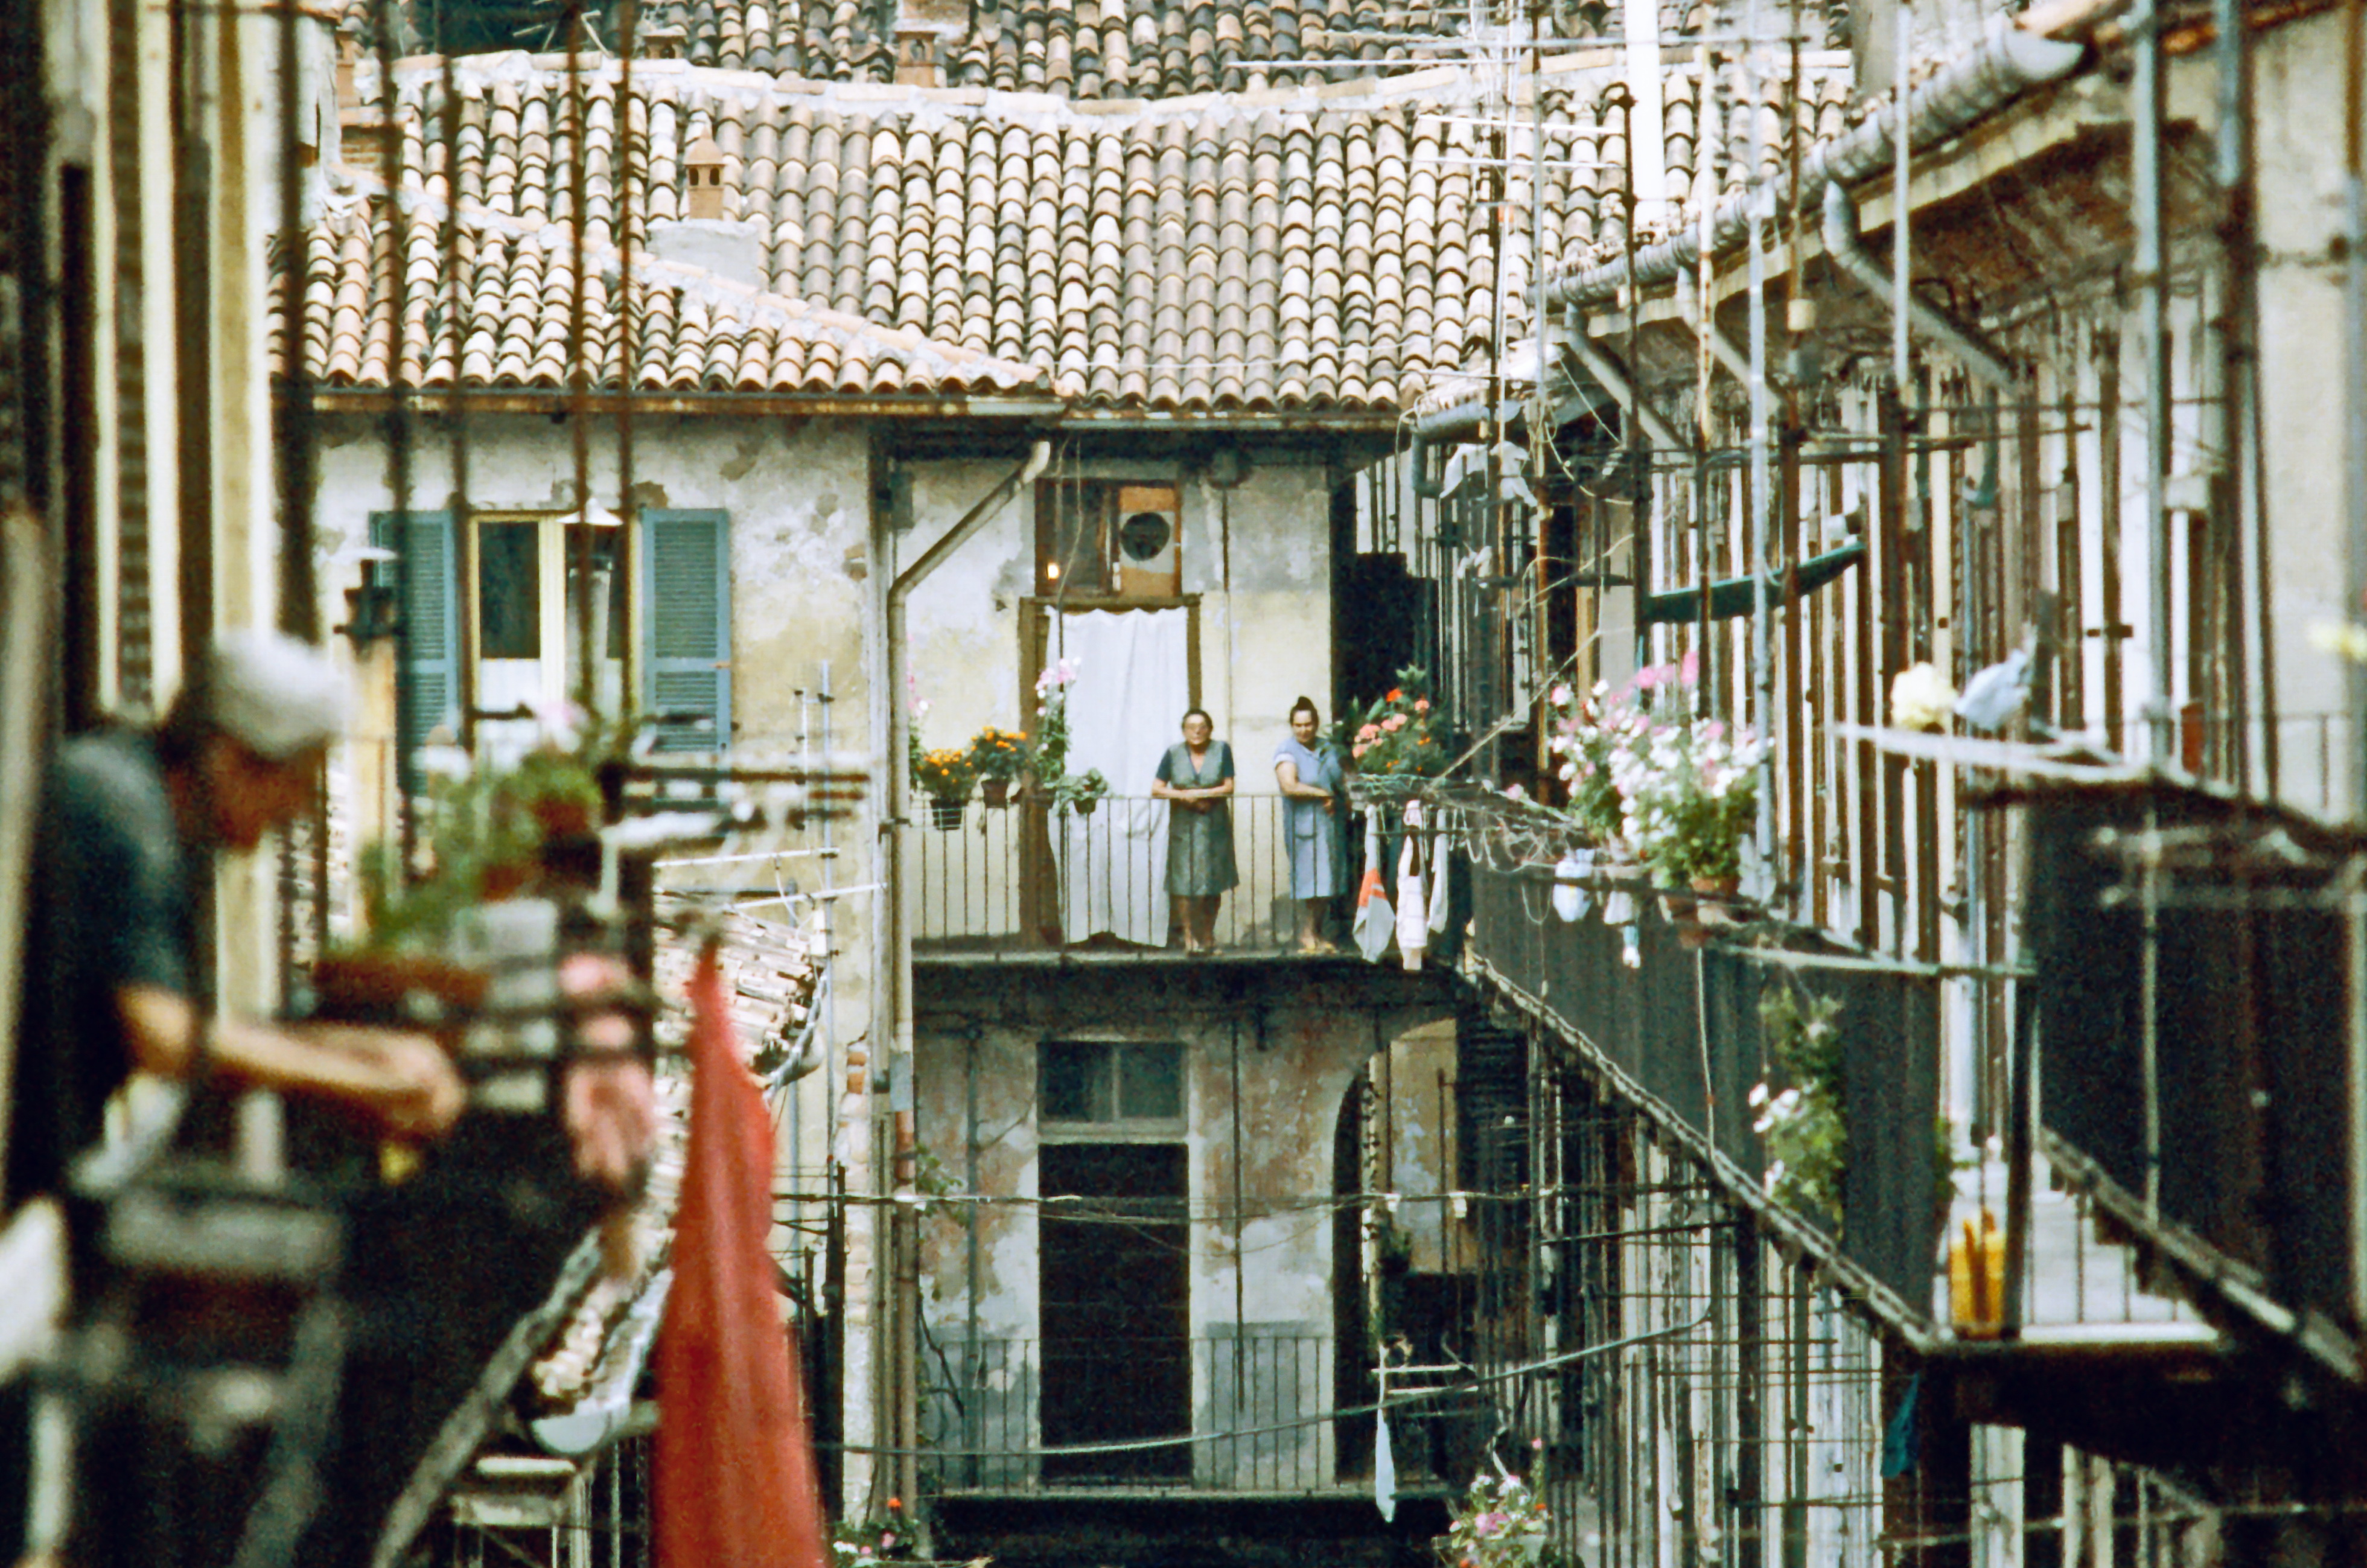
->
657 947 827 1568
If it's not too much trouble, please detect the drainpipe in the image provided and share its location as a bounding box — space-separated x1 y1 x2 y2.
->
1568 322 1688 454
1820 182 2019 392
879 439 1048 1509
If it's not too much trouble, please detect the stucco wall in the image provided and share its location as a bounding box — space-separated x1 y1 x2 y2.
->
911 984 1433 1490
311 410 879 1183
900 456 1339 793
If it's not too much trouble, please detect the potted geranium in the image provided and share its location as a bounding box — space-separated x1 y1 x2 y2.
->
913 746 977 830
1346 668 1448 777
1608 710 1764 947
1545 679 1648 849
1441 1452 1552 1568
970 726 1028 807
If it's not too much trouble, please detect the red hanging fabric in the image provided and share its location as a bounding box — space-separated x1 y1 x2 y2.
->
657 945 827 1568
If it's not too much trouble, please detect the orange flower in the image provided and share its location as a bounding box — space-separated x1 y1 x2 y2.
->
1387 687 1403 701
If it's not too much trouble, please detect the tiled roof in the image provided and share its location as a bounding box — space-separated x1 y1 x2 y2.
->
302 51 1855 413
922 0 1625 98
290 169 1064 398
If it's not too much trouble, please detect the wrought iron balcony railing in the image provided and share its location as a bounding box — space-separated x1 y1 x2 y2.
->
912 793 1328 955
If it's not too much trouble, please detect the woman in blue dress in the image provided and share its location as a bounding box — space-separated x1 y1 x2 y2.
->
1151 707 1237 954
1272 696 1346 953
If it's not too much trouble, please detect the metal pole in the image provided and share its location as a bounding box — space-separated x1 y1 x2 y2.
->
2135 0 2176 761
1746 29 1775 889
1893 0 1911 397
2346 0 2367 805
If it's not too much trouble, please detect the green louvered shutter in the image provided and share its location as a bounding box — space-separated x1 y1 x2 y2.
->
641 509 731 753
368 511 460 757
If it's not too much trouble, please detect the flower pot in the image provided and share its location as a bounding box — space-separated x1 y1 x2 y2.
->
981 777 1013 809
928 797 967 831
1658 887 1712 950
1071 797 1098 817
1690 873 1745 932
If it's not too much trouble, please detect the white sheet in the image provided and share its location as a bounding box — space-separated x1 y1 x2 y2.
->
1051 607 1191 946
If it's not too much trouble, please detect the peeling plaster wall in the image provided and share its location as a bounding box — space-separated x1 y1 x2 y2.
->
2247 10 2353 815
1378 1021 1461 1275
311 411 879 1183
911 993 1411 1489
900 454 1338 789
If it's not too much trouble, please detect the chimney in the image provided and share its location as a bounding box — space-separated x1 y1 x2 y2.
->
642 22 686 56
684 137 725 220
893 27 941 85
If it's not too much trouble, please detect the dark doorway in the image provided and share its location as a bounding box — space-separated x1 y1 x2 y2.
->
1038 1141 1190 1482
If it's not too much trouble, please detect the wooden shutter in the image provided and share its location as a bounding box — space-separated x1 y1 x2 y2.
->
641 509 731 753
368 511 460 756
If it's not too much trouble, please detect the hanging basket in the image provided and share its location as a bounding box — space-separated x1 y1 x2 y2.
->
928 797 968 831
981 777 1014 809
1071 797 1099 817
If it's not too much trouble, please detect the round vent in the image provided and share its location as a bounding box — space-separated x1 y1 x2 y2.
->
1118 511 1173 563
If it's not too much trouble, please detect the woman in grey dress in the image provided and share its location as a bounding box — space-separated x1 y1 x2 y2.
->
1151 707 1237 953
1272 696 1346 953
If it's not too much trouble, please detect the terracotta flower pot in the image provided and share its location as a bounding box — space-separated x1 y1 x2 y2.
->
981 777 1013 808
1690 874 1745 933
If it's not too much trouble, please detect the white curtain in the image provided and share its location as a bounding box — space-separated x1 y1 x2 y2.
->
1052 607 1190 945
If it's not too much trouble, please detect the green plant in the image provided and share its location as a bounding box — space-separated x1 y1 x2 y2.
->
1050 767 1109 815
360 737 606 948
970 725 1028 783
1348 667 1449 777
913 745 977 802
1610 711 1764 885
1751 983 1846 1227
1030 656 1080 782
1441 1453 1552 1568
830 1500 912 1568
1544 679 1649 844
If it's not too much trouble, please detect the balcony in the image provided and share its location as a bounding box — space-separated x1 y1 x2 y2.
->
1464 863 1944 1329
2015 777 2362 1374
914 794 1320 958
920 1334 1375 1497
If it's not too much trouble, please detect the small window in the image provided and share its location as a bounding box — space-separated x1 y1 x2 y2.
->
1040 1042 1184 1127
1035 479 1180 597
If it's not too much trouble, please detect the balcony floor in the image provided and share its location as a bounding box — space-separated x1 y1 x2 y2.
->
1935 1152 2210 1345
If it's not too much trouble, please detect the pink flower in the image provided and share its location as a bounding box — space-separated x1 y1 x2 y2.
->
1549 684 1570 706
1414 698 1430 713
1357 722 1382 742
1679 646 1700 685
1381 713 1407 732
1353 742 1369 757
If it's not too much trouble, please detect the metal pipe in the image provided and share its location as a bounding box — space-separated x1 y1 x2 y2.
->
1821 182 2018 392
2135 0 2176 759
1546 17 2084 313
876 439 1046 1506
1894 0 1914 396
1747 36 1776 893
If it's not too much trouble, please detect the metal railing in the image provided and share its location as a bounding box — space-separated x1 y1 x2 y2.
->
919 1334 1344 1494
1464 864 1945 1319
912 792 1328 954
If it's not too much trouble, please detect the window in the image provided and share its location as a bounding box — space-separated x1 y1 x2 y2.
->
1034 480 1180 599
1039 1042 1185 1129
369 508 731 759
